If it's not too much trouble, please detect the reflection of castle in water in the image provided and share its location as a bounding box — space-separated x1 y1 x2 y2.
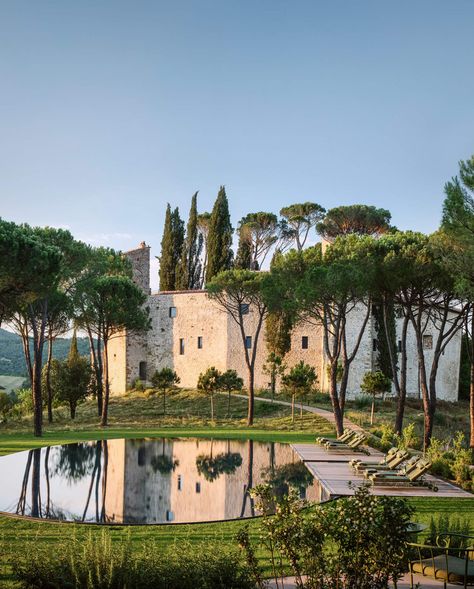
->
6 439 324 524
104 438 321 524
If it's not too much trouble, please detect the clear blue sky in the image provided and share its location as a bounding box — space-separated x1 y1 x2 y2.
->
1 1 473 289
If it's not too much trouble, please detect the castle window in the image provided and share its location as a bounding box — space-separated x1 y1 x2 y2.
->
169 306 177 318
423 335 433 350
197 336 203 349
177 475 182 491
397 340 402 353
166 510 175 522
245 336 252 349
195 482 201 493
179 338 185 355
138 447 146 467
372 339 378 352
139 361 147 380
302 336 308 349
240 303 250 315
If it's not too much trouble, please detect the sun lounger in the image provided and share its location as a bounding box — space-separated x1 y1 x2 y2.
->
316 428 355 446
349 446 398 470
362 454 421 478
368 458 434 488
359 450 410 474
325 432 367 452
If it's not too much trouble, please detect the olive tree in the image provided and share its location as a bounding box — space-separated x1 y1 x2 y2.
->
150 367 180 415
197 366 221 421
360 370 392 425
281 361 318 421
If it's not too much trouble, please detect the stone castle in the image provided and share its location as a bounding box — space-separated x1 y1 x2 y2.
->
108 242 461 402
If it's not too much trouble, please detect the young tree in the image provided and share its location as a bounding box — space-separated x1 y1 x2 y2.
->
281 361 318 421
235 212 279 270
48 332 92 419
177 192 203 290
80 275 150 426
262 352 285 403
316 204 392 240
360 370 392 425
206 186 233 282
279 202 326 251
207 270 268 425
150 367 180 415
264 307 292 401
197 366 221 421
218 369 244 417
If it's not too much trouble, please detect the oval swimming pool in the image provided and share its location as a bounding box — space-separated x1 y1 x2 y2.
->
0 437 320 525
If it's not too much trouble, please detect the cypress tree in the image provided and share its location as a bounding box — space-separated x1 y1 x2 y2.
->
177 192 203 289
158 204 175 291
171 207 185 287
235 228 252 269
206 186 233 283
68 329 79 362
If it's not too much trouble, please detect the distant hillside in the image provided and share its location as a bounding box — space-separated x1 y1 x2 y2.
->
0 328 91 378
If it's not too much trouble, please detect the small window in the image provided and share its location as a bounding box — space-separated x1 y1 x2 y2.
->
423 335 433 350
240 303 250 315
195 482 201 493
197 336 203 349
397 340 402 353
177 475 182 491
166 510 175 522
372 339 378 352
245 335 252 349
138 447 146 467
179 338 185 355
169 306 177 318
139 361 147 380
302 336 308 350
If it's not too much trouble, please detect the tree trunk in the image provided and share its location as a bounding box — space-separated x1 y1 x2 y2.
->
96 335 103 417
370 397 375 425
291 393 295 423
31 448 41 517
100 340 110 427
32 351 43 437
46 333 54 423
211 393 214 421
247 368 254 426
271 371 276 402
227 390 231 417
328 362 344 436
87 326 103 417
163 389 166 415
44 446 51 518
394 315 409 435
470 314 474 448
70 401 76 420
300 401 303 419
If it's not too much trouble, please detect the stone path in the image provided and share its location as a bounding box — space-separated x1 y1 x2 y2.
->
232 392 363 432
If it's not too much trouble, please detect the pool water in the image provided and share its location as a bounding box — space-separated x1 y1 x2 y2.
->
0 438 318 524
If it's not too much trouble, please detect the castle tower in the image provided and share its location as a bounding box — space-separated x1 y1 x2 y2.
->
125 241 151 295
108 242 151 395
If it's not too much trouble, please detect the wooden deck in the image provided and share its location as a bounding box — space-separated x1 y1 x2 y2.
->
292 443 473 500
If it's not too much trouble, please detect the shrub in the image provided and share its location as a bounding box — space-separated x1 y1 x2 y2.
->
394 422 418 450
12 529 255 589
426 514 471 548
353 394 373 410
132 378 146 392
244 483 413 588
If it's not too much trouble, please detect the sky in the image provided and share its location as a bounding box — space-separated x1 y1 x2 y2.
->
1 0 473 290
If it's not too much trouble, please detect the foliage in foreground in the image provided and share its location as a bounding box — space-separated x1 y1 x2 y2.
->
11 529 255 589
239 483 414 589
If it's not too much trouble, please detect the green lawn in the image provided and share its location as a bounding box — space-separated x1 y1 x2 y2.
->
1 390 474 588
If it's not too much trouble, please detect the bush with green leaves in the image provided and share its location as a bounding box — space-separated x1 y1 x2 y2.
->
197 366 221 421
150 367 180 415
12 529 256 589
281 361 318 422
426 432 473 489
0 390 12 420
360 370 392 425
241 483 413 589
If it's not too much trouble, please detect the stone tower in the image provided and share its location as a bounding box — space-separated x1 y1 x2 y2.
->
125 241 151 295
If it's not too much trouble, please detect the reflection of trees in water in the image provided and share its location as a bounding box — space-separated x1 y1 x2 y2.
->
151 454 179 474
263 462 313 500
195 452 242 482
53 443 96 482
81 441 103 522
240 440 255 518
